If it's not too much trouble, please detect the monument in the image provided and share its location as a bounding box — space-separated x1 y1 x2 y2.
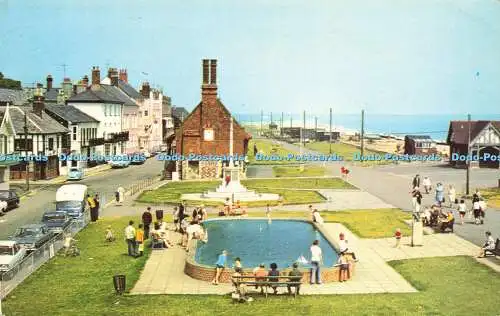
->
181 117 280 202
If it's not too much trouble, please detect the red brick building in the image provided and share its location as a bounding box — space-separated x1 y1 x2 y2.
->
170 59 251 179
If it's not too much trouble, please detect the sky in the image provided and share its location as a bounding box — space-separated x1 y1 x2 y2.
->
0 0 499 115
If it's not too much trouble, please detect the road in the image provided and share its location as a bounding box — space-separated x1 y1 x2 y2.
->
251 138 500 246
0 158 163 239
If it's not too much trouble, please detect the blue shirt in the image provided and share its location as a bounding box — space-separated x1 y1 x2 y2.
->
215 254 227 266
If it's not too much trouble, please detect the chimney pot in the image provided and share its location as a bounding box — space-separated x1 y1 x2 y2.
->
91 66 100 85
202 59 210 84
32 95 45 118
119 69 128 83
141 82 151 98
46 75 53 90
82 75 89 88
210 59 217 85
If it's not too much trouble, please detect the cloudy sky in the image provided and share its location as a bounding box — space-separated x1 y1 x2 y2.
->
1 0 499 115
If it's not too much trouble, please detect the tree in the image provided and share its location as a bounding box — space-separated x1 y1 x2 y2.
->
0 71 22 90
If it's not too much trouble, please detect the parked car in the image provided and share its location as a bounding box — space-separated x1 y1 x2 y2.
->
130 152 146 165
108 157 130 168
0 240 27 276
41 211 72 235
0 200 7 215
67 167 84 181
55 184 88 219
8 224 52 251
139 148 152 158
0 189 20 211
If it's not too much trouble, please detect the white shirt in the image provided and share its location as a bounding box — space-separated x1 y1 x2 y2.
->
473 201 480 210
125 225 136 239
459 204 466 213
485 236 495 250
338 240 348 252
310 245 322 262
423 178 431 186
187 224 202 237
313 212 324 225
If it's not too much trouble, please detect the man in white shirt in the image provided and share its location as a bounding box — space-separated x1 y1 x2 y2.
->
124 220 136 256
310 240 323 284
312 209 324 225
338 233 358 261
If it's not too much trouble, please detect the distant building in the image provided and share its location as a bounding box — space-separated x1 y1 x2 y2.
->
447 120 500 169
316 130 340 142
404 135 437 155
169 59 251 180
0 88 26 106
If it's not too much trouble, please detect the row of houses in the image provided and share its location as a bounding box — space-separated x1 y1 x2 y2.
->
0 67 190 187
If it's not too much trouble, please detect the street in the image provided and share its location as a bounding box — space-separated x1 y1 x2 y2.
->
0 158 163 239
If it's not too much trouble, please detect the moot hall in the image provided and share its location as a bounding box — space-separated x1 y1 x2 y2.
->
165 59 251 180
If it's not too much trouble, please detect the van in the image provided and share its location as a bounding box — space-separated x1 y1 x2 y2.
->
55 184 88 219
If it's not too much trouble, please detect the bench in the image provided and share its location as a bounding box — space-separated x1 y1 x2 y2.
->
485 238 500 257
232 275 303 298
440 218 454 233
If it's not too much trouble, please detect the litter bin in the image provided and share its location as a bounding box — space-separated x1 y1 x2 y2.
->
113 274 126 295
156 210 164 221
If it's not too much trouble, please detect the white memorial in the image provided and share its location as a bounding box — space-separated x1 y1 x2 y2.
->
411 219 424 246
181 117 280 202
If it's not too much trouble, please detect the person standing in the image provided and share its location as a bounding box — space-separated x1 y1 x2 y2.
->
253 143 258 157
458 199 467 225
435 183 444 206
116 186 125 205
135 224 145 257
142 207 153 240
422 177 432 194
90 193 100 222
309 240 322 285
200 204 208 221
124 220 136 257
173 207 179 232
212 250 228 285
394 228 402 248
479 198 487 225
413 188 422 214
448 185 456 207
412 174 421 190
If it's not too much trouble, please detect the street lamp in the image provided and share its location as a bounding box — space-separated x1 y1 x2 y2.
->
24 107 30 191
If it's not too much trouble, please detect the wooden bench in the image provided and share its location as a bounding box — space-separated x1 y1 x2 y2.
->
232 275 303 298
485 238 500 257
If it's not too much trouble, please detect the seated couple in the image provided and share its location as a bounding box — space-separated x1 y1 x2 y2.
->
252 262 302 295
151 222 174 248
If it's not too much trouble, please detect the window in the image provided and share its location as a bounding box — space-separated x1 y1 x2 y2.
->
104 144 110 156
14 139 33 151
48 138 54 151
144 110 148 117
204 128 214 141
115 105 118 116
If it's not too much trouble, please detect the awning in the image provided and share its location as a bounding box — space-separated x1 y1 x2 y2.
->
0 160 20 167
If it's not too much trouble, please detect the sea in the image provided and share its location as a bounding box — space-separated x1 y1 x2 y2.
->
235 113 500 142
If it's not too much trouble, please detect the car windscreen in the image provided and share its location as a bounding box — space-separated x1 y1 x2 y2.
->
0 191 10 199
56 201 82 209
0 246 13 256
69 168 79 172
15 228 39 237
43 214 66 222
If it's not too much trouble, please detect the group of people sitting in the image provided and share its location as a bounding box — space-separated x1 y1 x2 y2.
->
218 198 248 217
421 205 455 232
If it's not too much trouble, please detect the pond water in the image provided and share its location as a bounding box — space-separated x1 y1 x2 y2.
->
195 219 339 269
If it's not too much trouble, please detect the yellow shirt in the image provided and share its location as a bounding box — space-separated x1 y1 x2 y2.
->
87 197 96 208
136 229 144 242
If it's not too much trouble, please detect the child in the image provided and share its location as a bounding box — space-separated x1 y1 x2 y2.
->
394 228 402 248
234 257 242 269
266 203 272 223
337 252 349 282
473 199 481 225
458 200 466 225
105 225 115 242
135 224 145 257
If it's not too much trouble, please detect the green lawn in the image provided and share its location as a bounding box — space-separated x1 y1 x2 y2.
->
304 142 390 166
136 178 354 207
248 138 299 165
241 177 355 190
272 165 326 177
4 216 500 316
480 187 500 209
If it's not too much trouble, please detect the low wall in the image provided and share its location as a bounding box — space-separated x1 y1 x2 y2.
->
184 218 356 283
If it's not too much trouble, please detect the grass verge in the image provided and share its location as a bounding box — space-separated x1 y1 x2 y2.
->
3 216 499 315
272 165 326 177
248 139 299 165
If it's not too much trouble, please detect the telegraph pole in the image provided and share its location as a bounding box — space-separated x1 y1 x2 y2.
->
466 114 471 195
303 110 306 146
360 109 365 159
280 112 284 136
329 107 333 154
290 113 292 128
260 109 263 136
314 116 318 141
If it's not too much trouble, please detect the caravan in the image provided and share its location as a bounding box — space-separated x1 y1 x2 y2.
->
55 184 88 219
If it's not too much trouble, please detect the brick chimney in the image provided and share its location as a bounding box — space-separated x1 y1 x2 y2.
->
82 75 89 88
201 59 218 107
119 69 128 83
91 66 100 85
107 67 119 86
32 94 45 118
36 83 43 89
141 82 151 98
46 75 53 90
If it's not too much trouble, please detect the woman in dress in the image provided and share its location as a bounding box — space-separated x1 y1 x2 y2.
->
435 183 444 206
448 185 456 207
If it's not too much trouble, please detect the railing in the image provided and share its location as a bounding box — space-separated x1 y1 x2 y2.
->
0 212 90 300
127 176 159 196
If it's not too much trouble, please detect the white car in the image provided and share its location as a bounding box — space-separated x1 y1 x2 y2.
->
0 240 27 273
0 200 7 215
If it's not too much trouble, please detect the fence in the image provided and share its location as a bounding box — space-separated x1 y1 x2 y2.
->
0 212 90 300
127 176 160 196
